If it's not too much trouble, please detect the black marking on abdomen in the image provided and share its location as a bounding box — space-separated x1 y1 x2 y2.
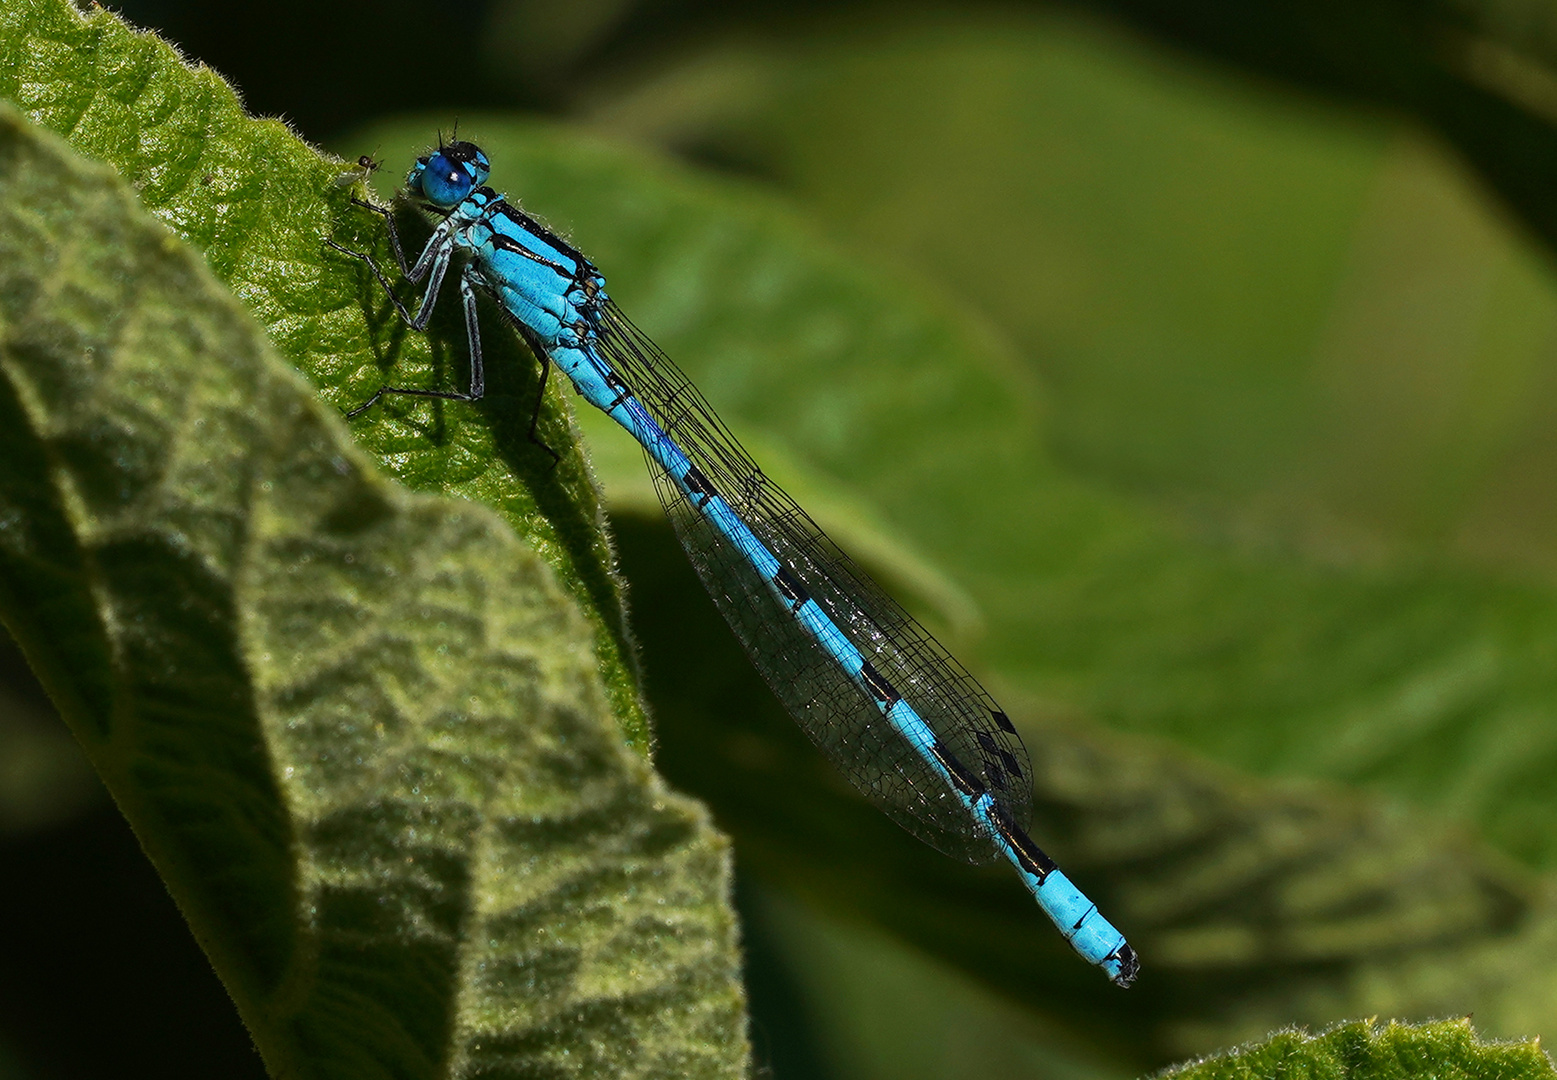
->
683 466 717 507
603 371 632 410
860 661 900 705
927 738 988 798
773 567 809 611
993 806 1057 881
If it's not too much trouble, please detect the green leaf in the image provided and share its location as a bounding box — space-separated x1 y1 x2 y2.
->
1056 0 1557 268
582 8 1557 871
0 630 98 835
593 9 1557 570
0 98 746 1080
0 0 650 754
624 505 1557 1060
749 887 1135 1080
1163 1018 1556 1080
489 0 1557 273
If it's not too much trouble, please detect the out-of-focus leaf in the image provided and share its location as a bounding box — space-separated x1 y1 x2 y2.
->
583 9 1557 880
0 0 650 752
0 629 98 836
617 507 1557 1059
1055 0 1557 264
0 95 747 1080
749 885 1135 1080
1162 1018 1555 1080
529 0 1557 272
0 708 96 837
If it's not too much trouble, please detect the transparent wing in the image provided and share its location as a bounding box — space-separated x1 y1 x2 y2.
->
596 303 1033 864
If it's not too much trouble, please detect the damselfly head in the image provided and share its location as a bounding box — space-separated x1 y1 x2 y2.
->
444 141 491 186
406 140 491 209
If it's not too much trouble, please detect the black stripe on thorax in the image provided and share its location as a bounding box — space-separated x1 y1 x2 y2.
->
483 195 589 262
484 230 576 280
475 192 598 287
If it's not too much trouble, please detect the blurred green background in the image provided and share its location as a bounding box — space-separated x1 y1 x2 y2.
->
9 1 1557 1077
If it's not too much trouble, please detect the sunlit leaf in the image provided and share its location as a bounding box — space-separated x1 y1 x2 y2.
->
0 96 746 1079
